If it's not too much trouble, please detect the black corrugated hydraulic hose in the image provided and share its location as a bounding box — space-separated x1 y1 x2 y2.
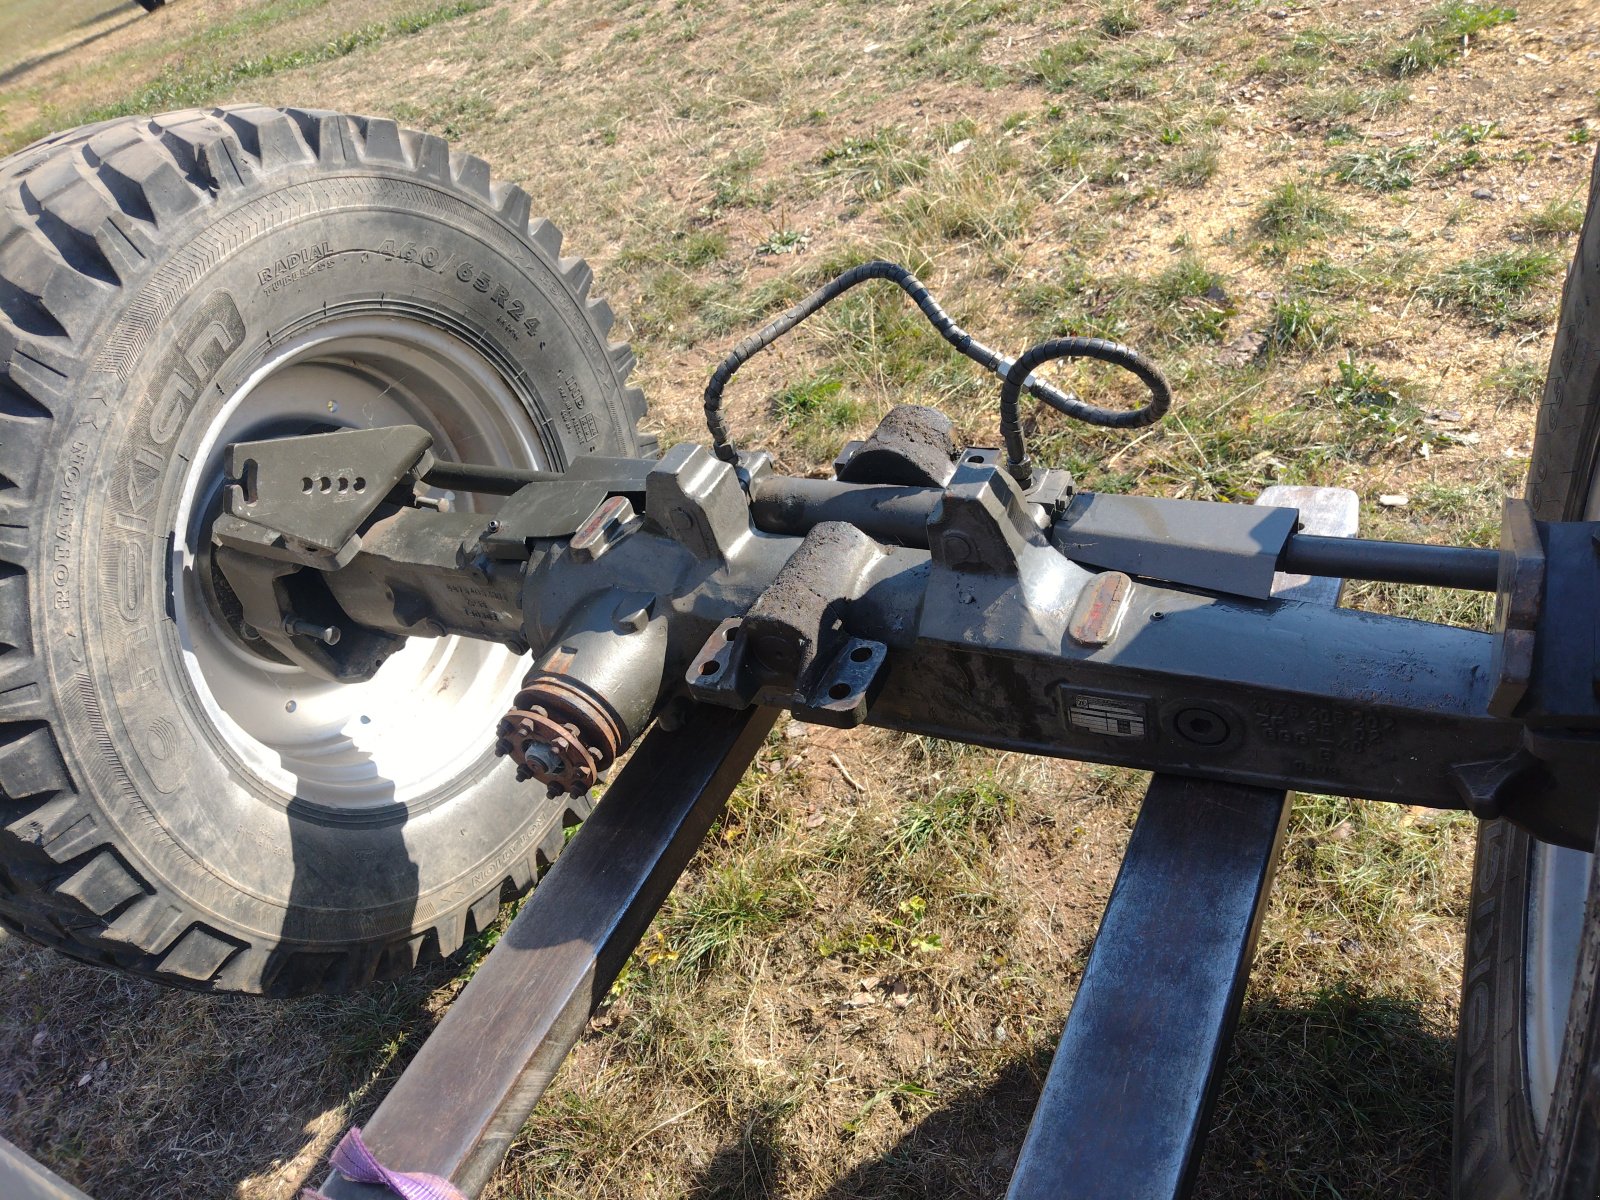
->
702 260 1173 475
998 337 1173 487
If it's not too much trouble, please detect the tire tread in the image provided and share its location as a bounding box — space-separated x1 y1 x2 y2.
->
0 105 640 995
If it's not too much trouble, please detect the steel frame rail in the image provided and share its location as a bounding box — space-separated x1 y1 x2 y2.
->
1006 485 1357 1199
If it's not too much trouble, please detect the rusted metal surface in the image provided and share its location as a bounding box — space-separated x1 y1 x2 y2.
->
1005 484 1357 1200
318 703 779 1200
1067 570 1132 648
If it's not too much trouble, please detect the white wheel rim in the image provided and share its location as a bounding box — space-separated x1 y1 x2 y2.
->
169 315 543 812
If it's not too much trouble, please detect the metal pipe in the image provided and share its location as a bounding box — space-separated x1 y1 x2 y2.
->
424 459 563 495
747 476 940 546
1281 534 1500 592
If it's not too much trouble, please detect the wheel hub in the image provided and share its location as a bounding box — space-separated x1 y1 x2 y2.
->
170 316 548 812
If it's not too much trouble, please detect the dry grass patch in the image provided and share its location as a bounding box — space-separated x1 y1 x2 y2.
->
0 0 1596 1196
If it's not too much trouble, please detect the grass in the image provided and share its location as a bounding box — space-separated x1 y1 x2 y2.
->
1257 180 1349 254
772 373 863 459
1422 248 1559 326
1330 143 1424 192
1383 2 1517 77
1265 293 1344 352
0 0 1587 1197
2 0 491 153
820 127 931 200
1521 197 1585 238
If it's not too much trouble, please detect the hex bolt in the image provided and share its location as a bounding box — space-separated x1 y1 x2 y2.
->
612 599 653 634
282 616 341 646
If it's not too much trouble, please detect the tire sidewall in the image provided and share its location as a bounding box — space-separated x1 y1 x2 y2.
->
39 170 630 946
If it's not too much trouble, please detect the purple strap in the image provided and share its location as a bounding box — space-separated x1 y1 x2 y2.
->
300 1126 466 1200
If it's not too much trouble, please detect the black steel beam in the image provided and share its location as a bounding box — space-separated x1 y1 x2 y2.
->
317 703 778 1200
1005 484 1357 1200
0 1136 94 1200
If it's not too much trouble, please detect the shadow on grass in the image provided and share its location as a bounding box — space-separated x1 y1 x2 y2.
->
0 6 140 89
0 933 448 1200
685 986 1453 1200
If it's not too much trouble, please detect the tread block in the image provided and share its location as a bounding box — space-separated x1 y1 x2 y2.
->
351 115 408 166
0 567 31 648
211 944 270 992
434 912 467 959
80 125 145 171
285 109 353 165
0 722 70 800
493 182 531 232
560 257 593 303
154 114 254 195
97 140 204 227
607 343 637 377
449 151 493 202
57 848 146 916
5 792 97 864
0 229 70 339
466 886 501 938
19 162 121 287
528 218 562 260
0 407 50 497
400 129 451 182
100 893 187 951
586 297 615 338
376 932 428 979
0 681 43 724
157 923 243 982
218 107 314 170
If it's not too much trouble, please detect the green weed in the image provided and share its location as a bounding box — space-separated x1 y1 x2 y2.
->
1421 249 1558 326
1330 144 1423 192
1384 3 1517 77
1257 180 1347 252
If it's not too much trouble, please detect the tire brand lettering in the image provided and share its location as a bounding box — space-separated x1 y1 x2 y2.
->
51 436 90 611
257 240 332 288
147 292 246 449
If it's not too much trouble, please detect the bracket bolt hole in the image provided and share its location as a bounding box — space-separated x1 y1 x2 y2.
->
849 645 874 663
699 659 721 676
828 682 852 700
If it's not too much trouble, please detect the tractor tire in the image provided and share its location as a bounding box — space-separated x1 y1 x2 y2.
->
135 1 167 12
0 106 650 996
1453 146 1600 1198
